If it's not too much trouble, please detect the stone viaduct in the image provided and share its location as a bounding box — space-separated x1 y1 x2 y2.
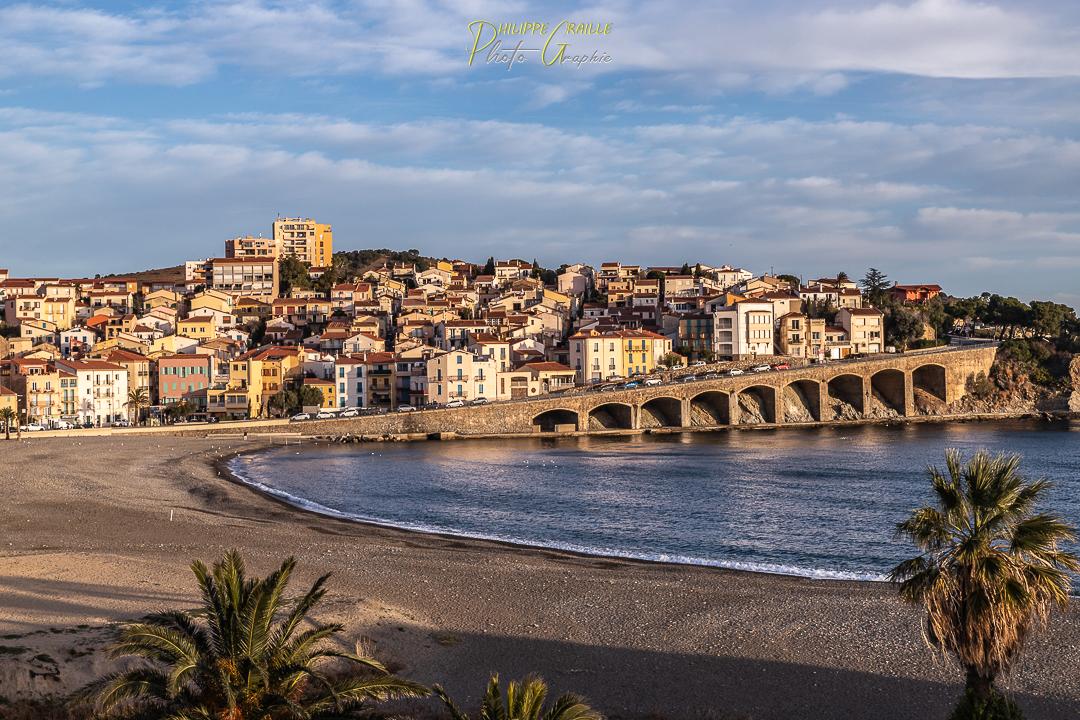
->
290 345 998 437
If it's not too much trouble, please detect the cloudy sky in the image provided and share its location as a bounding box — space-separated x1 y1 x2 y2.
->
1 0 1079 302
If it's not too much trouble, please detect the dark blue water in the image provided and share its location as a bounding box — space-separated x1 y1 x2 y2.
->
230 420 1080 580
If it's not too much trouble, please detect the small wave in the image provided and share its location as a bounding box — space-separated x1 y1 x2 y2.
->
228 459 887 583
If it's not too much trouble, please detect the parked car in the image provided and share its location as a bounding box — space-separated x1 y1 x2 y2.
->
680 375 698 383
471 397 489 405
340 408 360 418
446 399 466 408
725 369 744 377
315 411 334 419
770 362 791 371
621 381 640 390
599 384 617 392
750 365 772 373
81 421 95 429
20 423 45 432
112 419 130 427
397 405 416 412
290 413 312 422
690 360 707 367
701 372 720 380
52 420 75 430
643 377 662 386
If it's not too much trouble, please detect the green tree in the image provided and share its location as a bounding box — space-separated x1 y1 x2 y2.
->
483 257 496 275
890 450 1078 704
861 268 890 307
435 674 600 720
279 255 313 294
124 387 150 426
79 551 426 718
1029 301 1075 340
836 270 849 282
776 274 800 290
679 262 692 275
885 305 925 349
0 406 17 440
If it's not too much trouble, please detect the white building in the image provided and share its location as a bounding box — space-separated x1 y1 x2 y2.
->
55 359 129 426
59 328 96 357
710 299 775 359
334 356 367 409
425 349 497 404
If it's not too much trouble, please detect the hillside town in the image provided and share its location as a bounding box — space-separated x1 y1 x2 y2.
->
0 216 947 428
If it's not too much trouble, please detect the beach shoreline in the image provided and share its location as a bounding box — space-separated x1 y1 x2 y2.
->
2 436 1079 719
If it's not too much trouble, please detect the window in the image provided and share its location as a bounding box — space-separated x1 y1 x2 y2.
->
456 355 463 364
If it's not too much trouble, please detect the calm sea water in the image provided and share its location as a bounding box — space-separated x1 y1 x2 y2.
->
230 420 1080 581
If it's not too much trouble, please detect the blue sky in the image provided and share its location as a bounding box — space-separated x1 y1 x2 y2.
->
1 1 1079 303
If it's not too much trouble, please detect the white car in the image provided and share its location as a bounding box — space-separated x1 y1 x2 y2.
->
750 365 772 373
725 369 744 377
315 411 334 419
290 413 312 422
643 377 662 386
52 420 75 430
397 405 416 412
691 360 707 367
340 408 360 418
445 399 466 408
471 397 489 405
20 423 45 432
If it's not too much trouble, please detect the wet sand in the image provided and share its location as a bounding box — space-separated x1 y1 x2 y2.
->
1 435 1078 719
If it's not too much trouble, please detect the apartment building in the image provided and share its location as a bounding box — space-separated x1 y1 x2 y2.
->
106 348 154 405
334 355 367 409
209 257 279 300
777 313 827 359
568 328 672 382
837 307 885 354
426 350 496 404
158 354 213 410
272 217 333 267
5 358 61 425
56 358 129 426
712 299 775 359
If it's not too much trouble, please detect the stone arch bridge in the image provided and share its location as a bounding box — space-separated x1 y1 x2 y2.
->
296 345 997 437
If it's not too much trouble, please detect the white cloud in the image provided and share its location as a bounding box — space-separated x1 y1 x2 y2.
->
1 106 1078 300
2 0 1080 90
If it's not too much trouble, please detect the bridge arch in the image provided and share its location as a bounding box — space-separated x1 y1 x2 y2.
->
912 363 947 403
827 373 864 418
640 396 682 428
870 368 907 415
588 402 634 431
690 391 730 426
784 379 822 422
532 408 580 433
737 385 777 425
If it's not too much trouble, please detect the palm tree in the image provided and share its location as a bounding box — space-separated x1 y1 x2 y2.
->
0 406 17 440
435 674 602 720
125 387 150 426
80 551 428 718
890 449 1078 702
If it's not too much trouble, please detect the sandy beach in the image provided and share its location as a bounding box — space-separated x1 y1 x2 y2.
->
2 435 1079 719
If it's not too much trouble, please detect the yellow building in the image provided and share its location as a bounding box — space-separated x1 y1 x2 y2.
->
569 329 672 382
272 217 333 267
189 289 234 314
838 307 885 354
212 346 302 418
0 385 18 418
302 378 336 409
177 315 217 340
